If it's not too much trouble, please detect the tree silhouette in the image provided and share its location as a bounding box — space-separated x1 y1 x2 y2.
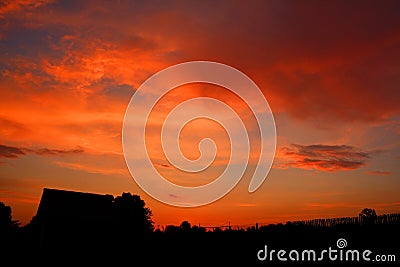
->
180 220 191 231
164 224 180 235
0 201 19 230
113 192 154 237
0 201 20 252
359 208 377 225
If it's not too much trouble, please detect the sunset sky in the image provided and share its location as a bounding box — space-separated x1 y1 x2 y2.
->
1 0 399 228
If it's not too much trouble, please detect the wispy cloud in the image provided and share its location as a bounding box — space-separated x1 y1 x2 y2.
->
0 144 84 158
235 203 258 207
306 202 361 209
366 170 392 176
0 189 39 204
54 161 126 175
279 144 370 171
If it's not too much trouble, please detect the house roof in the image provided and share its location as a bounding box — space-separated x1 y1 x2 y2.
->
36 188 114 221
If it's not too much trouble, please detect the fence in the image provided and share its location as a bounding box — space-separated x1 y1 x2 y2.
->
291 213 400 228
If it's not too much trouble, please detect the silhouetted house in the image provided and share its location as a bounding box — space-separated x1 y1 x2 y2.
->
35 188 115 249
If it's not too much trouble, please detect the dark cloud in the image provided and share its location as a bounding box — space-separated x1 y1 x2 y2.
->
155 163 172 169
281 144 370 171
98 79 135 100
0 144 26 158
24 147 84 156
0 144 84 158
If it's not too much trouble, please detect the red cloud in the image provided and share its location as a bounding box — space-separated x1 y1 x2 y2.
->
0 0 53 18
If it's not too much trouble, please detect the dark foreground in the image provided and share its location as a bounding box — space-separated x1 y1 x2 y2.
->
2 222 399 266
